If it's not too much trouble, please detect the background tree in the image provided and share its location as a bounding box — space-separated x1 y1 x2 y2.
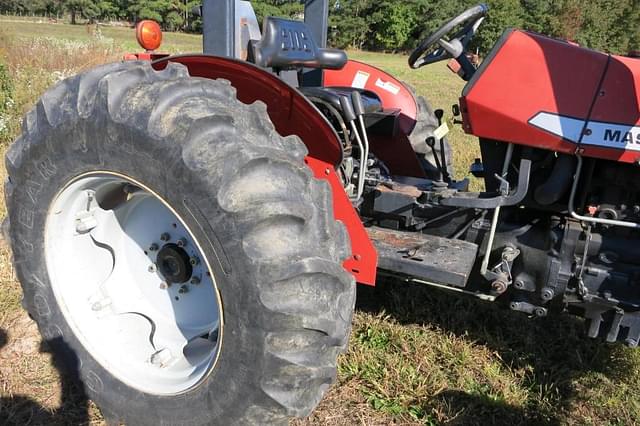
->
2 0 640 54
64 0 84 24
368 1 418 51
328 0 373 49
468 0 523 55
252 0 302 23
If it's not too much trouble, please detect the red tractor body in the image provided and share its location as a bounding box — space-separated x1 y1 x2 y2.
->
462 29 640 164
8 3 640 424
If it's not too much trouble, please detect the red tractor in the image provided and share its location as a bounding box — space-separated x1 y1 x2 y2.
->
5 1 640 424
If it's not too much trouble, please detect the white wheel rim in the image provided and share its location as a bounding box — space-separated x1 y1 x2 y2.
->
45 172 223 395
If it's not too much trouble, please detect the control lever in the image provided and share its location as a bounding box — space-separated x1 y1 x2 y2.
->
434 109 451 183
350 91 370 179
426 136 444 183
339 95 366 201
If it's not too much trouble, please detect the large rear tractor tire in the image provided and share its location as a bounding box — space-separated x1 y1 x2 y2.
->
5 61 355 425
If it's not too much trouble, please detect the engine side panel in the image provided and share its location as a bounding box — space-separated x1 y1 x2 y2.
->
526 55 640 163
584 55 640 162
460 30 640 161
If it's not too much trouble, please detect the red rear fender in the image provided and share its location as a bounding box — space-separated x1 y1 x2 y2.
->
153 55 342 165
152 55 378 285
324 59 426 178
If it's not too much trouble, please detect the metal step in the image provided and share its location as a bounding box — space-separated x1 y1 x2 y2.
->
367 226 478 288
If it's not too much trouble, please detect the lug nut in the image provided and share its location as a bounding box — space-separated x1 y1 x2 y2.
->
189 256 200 266
159 282 168 290
541 287 555 301
190 276 201 285
179 285 189 294
148 264 157 273
177 238 188 248
534 307 547 317
160 232 171 241
148 243 159 252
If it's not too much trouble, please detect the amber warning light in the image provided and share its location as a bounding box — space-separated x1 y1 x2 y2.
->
136 20 163 51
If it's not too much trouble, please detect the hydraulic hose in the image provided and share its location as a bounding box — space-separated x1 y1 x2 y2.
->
534 153 575 206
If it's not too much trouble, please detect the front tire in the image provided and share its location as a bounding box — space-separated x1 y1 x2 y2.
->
5 61 355 425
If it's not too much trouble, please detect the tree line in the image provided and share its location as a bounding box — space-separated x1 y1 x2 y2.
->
0 0 200 30
1 0 639 55
325 0 640 55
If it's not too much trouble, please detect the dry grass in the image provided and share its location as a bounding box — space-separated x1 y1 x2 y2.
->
0 23 121 425
1 18 640 426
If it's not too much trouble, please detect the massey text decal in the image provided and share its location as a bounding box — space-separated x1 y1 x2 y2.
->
529 112 640 152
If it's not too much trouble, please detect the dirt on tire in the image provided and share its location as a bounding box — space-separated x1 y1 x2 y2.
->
5 60 356 425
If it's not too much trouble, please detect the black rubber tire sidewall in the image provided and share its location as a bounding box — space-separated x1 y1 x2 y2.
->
6 62 355 425
9 109 291 425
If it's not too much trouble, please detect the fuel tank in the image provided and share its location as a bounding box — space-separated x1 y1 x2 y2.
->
461 29 640 164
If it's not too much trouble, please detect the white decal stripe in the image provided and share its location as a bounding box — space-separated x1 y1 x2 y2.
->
528 112 640 152
583 121 640 151
528 112 584 142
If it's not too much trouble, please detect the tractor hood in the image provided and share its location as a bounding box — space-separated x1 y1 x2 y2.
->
461 29 640 164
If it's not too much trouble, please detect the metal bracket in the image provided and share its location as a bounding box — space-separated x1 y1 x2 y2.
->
486 245 521 292
203 0 236 57
439 157 531 209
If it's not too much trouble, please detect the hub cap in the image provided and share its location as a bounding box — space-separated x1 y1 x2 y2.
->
45 172 223 395
156 243 193 284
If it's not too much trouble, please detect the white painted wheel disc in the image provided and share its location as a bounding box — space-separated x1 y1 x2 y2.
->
45 172 223 395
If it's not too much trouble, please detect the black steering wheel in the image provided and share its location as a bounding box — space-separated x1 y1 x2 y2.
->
409 4 488 74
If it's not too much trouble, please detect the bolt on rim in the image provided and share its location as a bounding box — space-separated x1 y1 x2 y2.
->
45 172 223 395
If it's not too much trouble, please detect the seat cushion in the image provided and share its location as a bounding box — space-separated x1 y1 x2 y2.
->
249 17 347 71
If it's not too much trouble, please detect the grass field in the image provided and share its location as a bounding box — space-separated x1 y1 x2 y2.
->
1 18 640 426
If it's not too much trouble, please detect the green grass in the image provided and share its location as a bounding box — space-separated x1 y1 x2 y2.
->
1 18 640 426
309 279 640 425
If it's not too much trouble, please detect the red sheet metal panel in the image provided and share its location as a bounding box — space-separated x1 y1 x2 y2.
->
462 30 609 156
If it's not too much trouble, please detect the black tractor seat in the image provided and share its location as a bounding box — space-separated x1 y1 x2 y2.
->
248 17 347 71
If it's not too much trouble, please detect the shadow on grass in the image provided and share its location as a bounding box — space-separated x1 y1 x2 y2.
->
0 328 90 425
355 277 635 425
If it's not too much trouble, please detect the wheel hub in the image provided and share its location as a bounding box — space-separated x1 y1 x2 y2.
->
156 243 192 284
